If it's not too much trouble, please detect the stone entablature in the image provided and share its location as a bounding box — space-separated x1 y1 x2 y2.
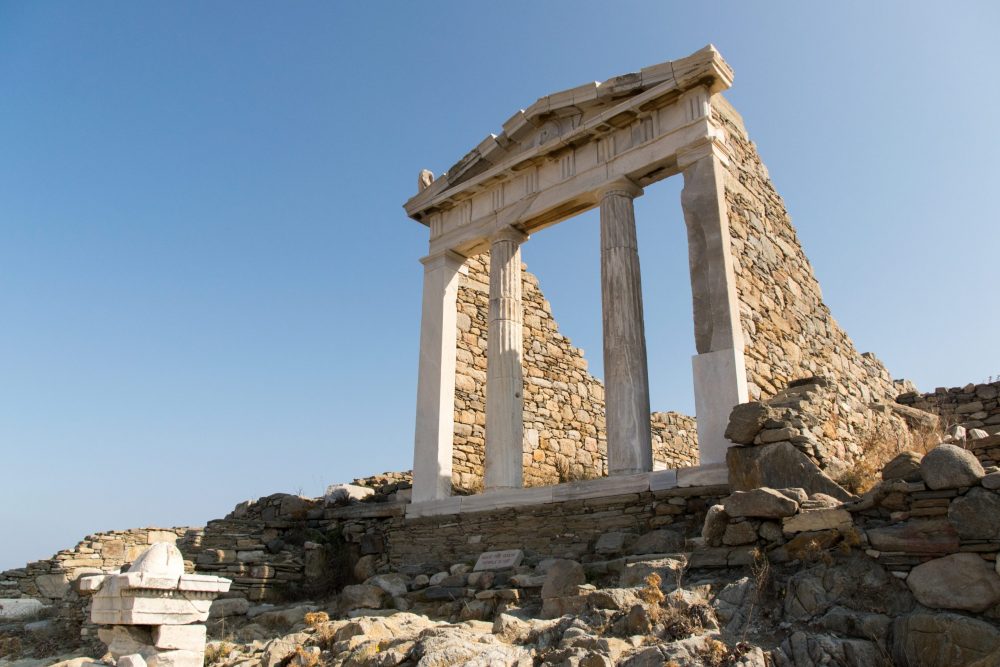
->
405 46 733 256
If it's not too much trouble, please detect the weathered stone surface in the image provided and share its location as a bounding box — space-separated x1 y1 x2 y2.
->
594 532 627 555
867 519 960 554
893 611 1000 667
727 441 854 502
702 505 730 547
541 560 585 599
152 625 206 652
723 488 798 518
882 451 923 482
983 471 1000 490
365 573 409 598
208 597 249 619
620 557 686 588
35 573 70 599
723 521 757 546
338 584 386 612
948 487 1000 539
920 444 984 490
725 402 769 444
782 509 852 534
628 530 683 555
325 483 375 504
906 553 1000 612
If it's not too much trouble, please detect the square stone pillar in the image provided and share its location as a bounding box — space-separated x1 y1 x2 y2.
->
680 139 749 465
485 227 528 490
599 178 653 475
412 250 465 503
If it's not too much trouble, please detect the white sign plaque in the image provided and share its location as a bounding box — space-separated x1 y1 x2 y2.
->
473 549 524 571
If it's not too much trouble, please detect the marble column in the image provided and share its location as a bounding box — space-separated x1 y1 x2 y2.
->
412 250 465 503
679 141 749 465
600 179 653 475
485 227 527 491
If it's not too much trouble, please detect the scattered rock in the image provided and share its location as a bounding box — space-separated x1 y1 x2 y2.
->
541 560 585 599
339 584 386 612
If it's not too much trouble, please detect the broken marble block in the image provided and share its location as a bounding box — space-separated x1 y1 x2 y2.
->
82 543 231 667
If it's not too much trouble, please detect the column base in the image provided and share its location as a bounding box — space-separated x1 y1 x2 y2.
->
692 347 749 465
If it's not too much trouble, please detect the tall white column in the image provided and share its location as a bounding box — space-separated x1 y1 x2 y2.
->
600 179 653 475
412 250 465 503
679 140 749 465
485 227 527 491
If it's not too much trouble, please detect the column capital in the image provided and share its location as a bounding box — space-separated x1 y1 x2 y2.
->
676 133 730 170
420 249 467 271
596 177 643 201
490 225 529 246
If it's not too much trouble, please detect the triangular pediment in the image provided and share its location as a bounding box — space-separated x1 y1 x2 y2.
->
406 45 733 219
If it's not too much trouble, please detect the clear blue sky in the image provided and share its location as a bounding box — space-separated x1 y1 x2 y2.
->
2 2 998 570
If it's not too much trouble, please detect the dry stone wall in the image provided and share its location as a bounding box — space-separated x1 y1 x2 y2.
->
453 254 697 491
897 380 1000 435
0 526 195 645
715 97 899 409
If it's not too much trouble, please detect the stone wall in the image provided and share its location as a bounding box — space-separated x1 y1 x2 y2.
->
0 526 195 645
897 380 1000 435
714 97 899 410
453 254 698 491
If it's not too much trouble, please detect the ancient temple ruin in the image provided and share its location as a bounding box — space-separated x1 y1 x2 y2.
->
403 46 898 511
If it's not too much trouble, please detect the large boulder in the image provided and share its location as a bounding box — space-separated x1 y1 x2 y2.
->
893 611 1000 667
725 402 770 444
727 441 854 502
948 488 1000 539
722 488 799 518
906 552 1000 612
882 451 923 482
920 444 984 490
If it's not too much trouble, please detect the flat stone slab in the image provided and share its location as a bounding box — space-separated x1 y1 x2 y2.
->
0 598 47 619
474 549 524 571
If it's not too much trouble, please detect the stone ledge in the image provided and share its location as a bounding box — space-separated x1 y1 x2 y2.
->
404 465 729 518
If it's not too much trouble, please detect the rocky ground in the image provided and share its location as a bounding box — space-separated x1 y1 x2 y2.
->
4 533 998 666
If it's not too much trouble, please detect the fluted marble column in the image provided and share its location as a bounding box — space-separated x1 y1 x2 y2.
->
600 179 653 475
485 227 527 490
412 250 465 503
679 140 749 465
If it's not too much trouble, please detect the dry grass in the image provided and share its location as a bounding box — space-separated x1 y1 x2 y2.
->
304 611 329 628
294 645 320 667
837 422 942 494
204 641 236 664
